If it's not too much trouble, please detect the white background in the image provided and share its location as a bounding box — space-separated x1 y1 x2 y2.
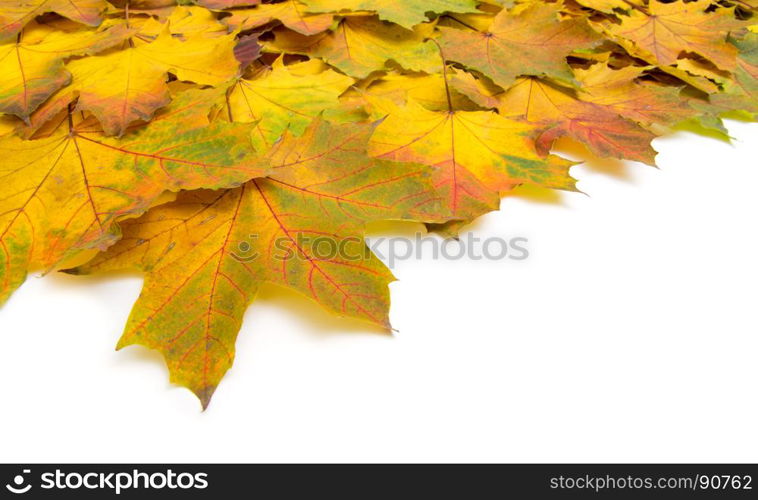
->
1 121 756 463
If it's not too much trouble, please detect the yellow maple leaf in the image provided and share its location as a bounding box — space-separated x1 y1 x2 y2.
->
602 0 745 71
267 16 439 79
0 0 107 41
63 28 241 136
136 5 229 38
224 0 335 36
0 112 267 304
573 62 696 127
0 20 131 121
367 96 576 224
300 0 480 29
478 76 659 165
438 3 601 89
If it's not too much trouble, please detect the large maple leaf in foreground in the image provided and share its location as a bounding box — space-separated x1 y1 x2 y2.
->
69 120 449 408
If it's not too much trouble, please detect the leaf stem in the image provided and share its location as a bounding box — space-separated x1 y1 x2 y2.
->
67 102 74 132
427 38 453 112
226 84 235 122
728 0 756 10
125 0 135 48
621 0 650 15
443 15 479 32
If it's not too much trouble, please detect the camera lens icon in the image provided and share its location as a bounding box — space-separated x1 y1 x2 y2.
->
5 469 32 494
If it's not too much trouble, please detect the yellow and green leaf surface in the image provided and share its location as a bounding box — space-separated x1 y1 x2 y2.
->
0 0 755 408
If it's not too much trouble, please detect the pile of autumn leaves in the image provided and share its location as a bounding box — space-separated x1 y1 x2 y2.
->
0 0 756 408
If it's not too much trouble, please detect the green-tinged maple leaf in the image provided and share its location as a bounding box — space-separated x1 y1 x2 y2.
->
0 113 267 304
68 119 449 408
300 0 481 29
600 0 745 71
266 16 439 79
0 0 108 41
226 58 354 149
0 20 132 122
712 33 758 115
366 95 576 225
438 3 601 89
133 57 353 150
